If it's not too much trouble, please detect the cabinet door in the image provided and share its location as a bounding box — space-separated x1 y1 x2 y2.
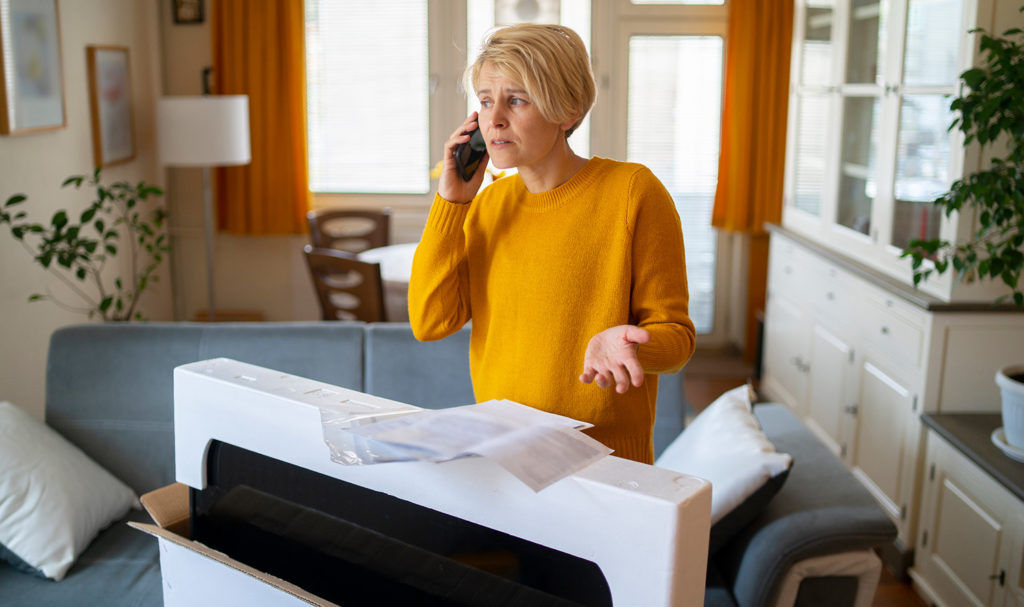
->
762 293 810 415
850 360 912 520
805 323 855 459
914 432 1017 607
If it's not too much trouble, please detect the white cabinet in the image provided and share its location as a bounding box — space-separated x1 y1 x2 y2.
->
762 229 1024 556
771 0 1024 567
782 0 1024 302
912 425 1024 607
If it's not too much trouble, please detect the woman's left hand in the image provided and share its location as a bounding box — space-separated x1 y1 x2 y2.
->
579 325 651 394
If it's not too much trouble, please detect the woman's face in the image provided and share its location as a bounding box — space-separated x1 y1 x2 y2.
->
475 64 570 173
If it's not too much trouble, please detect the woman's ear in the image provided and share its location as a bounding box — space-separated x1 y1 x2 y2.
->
561 109 581 135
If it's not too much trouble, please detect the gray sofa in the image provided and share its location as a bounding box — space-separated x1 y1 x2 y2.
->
1 321 895 606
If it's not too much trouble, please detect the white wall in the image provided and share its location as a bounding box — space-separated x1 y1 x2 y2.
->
0 0 170 419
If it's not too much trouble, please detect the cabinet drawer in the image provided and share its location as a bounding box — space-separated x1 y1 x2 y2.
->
861 296 924 370
804 261 852 322
768 238 811 300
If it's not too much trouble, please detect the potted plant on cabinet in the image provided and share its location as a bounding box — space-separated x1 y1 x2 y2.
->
0 169 169 321
903 17 1024 455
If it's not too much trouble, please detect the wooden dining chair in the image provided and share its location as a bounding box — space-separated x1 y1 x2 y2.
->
307 208 391 253
303 245 387 322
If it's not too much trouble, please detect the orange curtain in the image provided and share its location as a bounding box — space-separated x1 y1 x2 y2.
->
211 1 309 234
711 0 793 359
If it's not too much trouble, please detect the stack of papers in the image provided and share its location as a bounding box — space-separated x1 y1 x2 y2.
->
322 400 612 491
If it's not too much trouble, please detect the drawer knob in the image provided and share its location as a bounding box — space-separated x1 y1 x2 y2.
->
880 326 890 335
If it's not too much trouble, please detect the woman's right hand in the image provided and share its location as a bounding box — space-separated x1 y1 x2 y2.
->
438 112 489 204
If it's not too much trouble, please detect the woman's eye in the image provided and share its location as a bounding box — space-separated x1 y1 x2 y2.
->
479 99 492 108
510 97 525 105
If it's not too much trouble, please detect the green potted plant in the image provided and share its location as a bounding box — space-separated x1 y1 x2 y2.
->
0 169 169 321
903 17 1024 454
903 20 1024 306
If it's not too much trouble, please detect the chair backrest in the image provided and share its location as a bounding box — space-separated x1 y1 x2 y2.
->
304 245 387 321
307 208 391 253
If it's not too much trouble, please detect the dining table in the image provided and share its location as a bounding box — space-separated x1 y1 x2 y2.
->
358 242 418 322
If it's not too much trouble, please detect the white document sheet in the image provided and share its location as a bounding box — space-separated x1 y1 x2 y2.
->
340 400 612 491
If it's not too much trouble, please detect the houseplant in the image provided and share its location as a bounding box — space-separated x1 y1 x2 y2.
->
903 17 1024 450
903 20 1024 307
0 169 168 321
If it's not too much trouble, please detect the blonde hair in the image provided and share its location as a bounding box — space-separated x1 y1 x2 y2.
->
466 24 596 137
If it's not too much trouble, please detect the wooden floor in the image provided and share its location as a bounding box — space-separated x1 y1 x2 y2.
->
682 348 928 607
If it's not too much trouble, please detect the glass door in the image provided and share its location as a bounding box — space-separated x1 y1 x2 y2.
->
834 0 889 242
595 2 727 340
626 34 724 333
788 0 838 219
888 0 962 252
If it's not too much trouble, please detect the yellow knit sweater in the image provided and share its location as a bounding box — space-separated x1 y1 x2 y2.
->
408 157 695 463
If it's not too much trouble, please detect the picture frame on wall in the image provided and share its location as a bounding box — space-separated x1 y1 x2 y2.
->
173 0 204 24
87 45 135 167
0 0 66 135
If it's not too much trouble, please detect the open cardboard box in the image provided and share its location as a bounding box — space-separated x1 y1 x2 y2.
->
130 483 339 607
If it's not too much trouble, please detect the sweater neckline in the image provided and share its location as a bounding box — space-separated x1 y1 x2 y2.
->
518 157 605 211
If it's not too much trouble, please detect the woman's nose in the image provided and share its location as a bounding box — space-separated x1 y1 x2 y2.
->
488 104 508 128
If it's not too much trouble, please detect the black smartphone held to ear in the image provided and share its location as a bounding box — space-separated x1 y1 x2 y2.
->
455 127 487 181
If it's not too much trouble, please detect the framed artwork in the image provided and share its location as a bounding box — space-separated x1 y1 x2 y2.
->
173 0 204 24
0 0 66 135
87 45 135 167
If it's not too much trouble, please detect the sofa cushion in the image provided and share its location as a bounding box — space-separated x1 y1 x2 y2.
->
0 509 162 607
654 385 792 553
0 401 138 581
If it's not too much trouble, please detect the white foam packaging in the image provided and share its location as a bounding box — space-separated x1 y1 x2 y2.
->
131 358 713 606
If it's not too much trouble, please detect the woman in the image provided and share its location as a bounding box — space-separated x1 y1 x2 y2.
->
409 23 695 464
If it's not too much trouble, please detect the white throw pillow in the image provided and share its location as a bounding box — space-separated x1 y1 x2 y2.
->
0 401 138 580
655 385 792 526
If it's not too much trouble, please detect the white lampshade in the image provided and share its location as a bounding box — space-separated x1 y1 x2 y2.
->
157 96 251 167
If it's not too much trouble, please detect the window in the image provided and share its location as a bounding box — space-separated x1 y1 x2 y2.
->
305 0 429 194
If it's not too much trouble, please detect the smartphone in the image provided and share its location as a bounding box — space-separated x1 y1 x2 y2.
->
454 126 487 181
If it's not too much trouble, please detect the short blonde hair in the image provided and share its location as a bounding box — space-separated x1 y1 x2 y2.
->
466 24 596 137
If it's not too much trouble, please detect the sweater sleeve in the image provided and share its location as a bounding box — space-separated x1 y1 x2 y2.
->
408 193 473 341
628 169 697 374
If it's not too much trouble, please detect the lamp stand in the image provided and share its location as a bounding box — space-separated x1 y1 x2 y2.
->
202 166 217 322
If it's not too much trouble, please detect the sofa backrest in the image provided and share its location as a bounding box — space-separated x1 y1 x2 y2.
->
46 321 689 495
46 322 366 495
364 322 475 409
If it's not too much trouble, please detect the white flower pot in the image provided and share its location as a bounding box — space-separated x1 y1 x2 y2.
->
996 363 1024 449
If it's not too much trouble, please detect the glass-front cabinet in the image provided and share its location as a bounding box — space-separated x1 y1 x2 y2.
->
782 0 1020 302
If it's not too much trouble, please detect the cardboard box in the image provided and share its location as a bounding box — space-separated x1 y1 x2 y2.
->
130 483 339 607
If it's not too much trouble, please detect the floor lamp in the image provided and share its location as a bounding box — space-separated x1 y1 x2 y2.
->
157 96 250 322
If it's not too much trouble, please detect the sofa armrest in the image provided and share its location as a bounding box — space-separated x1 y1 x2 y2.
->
712 403 897 607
